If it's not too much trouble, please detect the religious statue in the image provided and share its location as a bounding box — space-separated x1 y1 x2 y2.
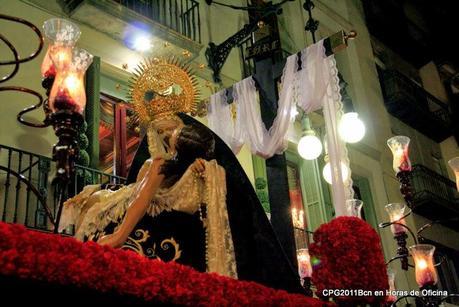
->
60 58 303 294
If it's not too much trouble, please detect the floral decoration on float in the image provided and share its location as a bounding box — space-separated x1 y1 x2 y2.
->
309 216 389 305
0 222 329 306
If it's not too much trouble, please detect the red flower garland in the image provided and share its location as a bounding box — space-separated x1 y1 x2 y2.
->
0 222 327 306
309 217 389 305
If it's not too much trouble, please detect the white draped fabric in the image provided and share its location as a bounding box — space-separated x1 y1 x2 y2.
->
208 53 297 158
297 40 354 216
207 40 353 216
207 91 244 153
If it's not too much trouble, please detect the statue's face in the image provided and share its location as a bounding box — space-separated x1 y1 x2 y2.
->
154 118 183 156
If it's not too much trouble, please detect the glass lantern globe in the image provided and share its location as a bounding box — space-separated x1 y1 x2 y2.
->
387 136 412 174
345 199 363 218
296 248 312 279
384 203 407 235
338 112 366 143
41 18 81 78
409 244 438 288
48 47 93 114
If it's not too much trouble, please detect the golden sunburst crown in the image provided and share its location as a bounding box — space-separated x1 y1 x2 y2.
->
127 57 200 126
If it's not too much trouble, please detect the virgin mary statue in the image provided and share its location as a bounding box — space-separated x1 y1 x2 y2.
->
60 58 302 294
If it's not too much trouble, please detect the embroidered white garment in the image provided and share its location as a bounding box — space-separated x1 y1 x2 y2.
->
60 159 237 278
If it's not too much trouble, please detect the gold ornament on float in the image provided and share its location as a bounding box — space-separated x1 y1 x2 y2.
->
127 57 200 125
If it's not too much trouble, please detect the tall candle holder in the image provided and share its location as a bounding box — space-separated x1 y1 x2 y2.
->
6 17 92 232
381 136 459 306
297 248 313 297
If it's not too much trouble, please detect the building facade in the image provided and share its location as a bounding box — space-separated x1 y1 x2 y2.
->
0 0 458 302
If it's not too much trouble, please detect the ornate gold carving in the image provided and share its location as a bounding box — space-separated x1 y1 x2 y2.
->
127 57 200 125
122 229 150 256
159 238 182 262
121 229 182 262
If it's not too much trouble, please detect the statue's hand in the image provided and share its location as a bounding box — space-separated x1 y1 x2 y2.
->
97 232 126 248
191 158 206 176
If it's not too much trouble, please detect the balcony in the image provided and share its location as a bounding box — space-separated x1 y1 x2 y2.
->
410 164 459 230
0 144 125 231
379 70 453 142
23 0 202 58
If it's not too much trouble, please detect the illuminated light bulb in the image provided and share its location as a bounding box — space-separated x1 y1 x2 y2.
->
322 156 349 184
338 112 366 143
133 34 152 52
297 134 323 160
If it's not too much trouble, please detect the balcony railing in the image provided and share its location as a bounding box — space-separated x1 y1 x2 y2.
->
0 144 125 231
113 0 201 43
379 69 453 142
410 164 459 230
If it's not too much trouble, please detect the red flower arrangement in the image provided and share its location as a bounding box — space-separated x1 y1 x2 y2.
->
0 222 327 306
309 217 389 305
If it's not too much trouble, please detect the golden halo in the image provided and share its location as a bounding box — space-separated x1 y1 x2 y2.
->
127 57 200 125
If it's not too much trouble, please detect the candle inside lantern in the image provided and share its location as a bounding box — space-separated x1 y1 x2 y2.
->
386 268 397 303
409 244 438 287
297 248 312 279
387 136 412 173
292 207 305 229
345 199 363 218
48 47 93 114
385 203 407 235
40 18 81 78
448 157 459 192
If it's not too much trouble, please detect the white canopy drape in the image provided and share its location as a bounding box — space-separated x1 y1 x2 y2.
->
207 40 354 216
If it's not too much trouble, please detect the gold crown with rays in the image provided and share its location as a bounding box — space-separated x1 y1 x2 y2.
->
127 57 200 125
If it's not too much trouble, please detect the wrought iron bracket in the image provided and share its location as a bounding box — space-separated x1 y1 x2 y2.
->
205 3 284 83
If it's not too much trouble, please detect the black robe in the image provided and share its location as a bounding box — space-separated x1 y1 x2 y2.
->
125 113 303 294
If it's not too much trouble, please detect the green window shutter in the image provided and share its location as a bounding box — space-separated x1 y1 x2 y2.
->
85 56 101 169
252 155 270 214
298 158 329 231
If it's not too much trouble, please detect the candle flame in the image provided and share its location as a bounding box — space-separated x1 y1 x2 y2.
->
417 259 428 270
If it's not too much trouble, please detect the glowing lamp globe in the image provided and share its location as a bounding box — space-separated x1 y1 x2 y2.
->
338 112 365 143
322 159 350 184
297 134 323 160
